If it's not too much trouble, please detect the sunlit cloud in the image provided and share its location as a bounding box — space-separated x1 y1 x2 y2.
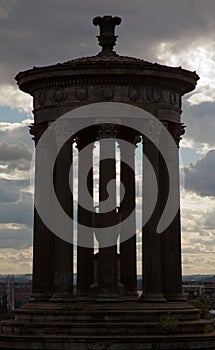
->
0 84 32 114
0 247 32 274
157 41 215 105
181 190 215 274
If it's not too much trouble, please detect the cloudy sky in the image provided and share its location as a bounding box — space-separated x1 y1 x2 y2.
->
0 0 214 276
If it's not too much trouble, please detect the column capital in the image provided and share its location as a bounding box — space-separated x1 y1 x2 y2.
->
97 123 118 139
75 127 97 151
29 122 47 145
166 121 186 147
118 135 141 148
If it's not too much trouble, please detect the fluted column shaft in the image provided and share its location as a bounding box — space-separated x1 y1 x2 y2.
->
77 139 94 296
98 134 118 297
30 122 54 300
119 139 137 297
161 122 185 301
142 137 165 302
52 140 73 298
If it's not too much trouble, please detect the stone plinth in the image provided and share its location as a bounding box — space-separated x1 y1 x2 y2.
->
0 301 215 349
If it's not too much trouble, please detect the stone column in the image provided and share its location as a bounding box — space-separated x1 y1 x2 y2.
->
141 131 166 302
52 138 73 299
76 135 94 297
29 122 54 301
97 124 119 298
119 132 139 298
160 122 186 301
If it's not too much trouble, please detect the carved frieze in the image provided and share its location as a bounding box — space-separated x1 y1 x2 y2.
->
129 87 139 101
152 89 162 102
103 87 114 101
33 85 181 113
53 89 64 103
38 92 46 106
76 87 88 101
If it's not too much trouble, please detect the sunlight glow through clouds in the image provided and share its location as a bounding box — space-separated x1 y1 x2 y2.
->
157 41 215 105
0 85 32 115
0 119 32 132
180 138 212 156
181 190 215 274
0 247 32 274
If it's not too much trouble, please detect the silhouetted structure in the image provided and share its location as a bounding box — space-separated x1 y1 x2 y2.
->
5 276 15 311
0 15 214 350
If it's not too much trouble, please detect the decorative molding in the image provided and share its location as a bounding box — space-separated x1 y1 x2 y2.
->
30 75 185 93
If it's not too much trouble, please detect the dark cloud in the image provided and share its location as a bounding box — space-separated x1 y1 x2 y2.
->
0 0 16 19
0 226 32 249
182 102 215 147
185 150 215 196
0 142 32 161
0 121 33 244
0 0 215 83
0 121 33 147
0 191 33 227
0 142 33 178
0 179 20 203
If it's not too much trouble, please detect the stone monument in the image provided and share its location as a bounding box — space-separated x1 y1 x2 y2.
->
0 15 214 350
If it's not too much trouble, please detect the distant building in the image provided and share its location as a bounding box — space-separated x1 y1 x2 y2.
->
6 275 15 311
182 282 204 300
0 283 7 313
182 281 215 308
203 282 215 308
0 276 32 312
14 281 32 307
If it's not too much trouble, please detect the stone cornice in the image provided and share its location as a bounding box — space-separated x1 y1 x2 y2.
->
18 75 193 95
16 59 199 96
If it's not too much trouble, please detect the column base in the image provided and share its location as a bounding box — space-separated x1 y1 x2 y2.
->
96 293 122 302
49 293 74 302
29 293 52 302
140 293 166 303
123 291 139 301
164 293 187 302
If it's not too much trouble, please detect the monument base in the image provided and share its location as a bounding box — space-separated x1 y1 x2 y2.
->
0 300 214 349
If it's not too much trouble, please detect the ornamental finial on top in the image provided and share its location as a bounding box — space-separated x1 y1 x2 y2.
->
93 15 122 55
